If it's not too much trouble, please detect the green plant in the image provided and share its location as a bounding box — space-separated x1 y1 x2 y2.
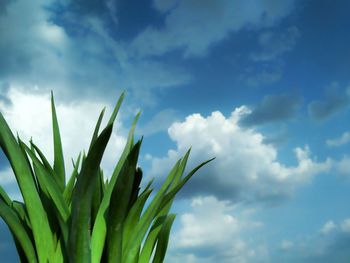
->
0 92 213 263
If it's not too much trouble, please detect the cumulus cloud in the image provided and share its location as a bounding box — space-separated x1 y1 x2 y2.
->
0 86 127 185
308 83 350 121
132 0 295 57
148 107 331 204
250 26 300 61
166 196 267 263
326 131 350 147
239 93 302 126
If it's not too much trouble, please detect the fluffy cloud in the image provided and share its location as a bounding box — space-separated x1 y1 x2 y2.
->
239 93 302 126
326 131 350 147
149 107 331 204
132 0 295 57
166 196 267 263
0 87 127 184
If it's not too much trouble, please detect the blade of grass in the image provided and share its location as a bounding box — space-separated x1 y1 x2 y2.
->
30 140 54 176
0 185 11 206
0 112 55 262
107 91 125 126
68 124 113 263
63 153 81 205
0 199 38 263
91 112 140 263
51 92 65 190
152 214 176 263
11 200 32 231
139 215 167 262
157 158 215 215
122 159 182 263
88 107 106 153
22 142 70 222
106 140 141 262
122 180 154 249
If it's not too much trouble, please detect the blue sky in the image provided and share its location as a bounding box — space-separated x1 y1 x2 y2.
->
1 0 350 262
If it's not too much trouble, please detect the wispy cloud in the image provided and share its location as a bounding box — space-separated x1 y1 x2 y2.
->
137 109 179 136
326 131 350 147
251 26 300 61
131 0 296 58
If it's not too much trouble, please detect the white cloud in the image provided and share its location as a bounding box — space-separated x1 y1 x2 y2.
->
340 218 350 233
0 168 14 185
280 240 294 250
320 220 337 235
326 131 350 147
333 155 350 177
167 195 266 263
173 196 239 248
132 0 295 57
149 107 331 203
0 87 127 184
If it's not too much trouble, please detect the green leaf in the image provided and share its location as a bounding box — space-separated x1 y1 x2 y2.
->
88 107 106 153
107 91 125 126
0 112 55 262
68 124 113 263
11 200 32 231
31 141 55 176
22 142 70 222
63 153 81 205
91 112 140 263
0 199 38 263
122 159 182 263
139 215 167 262
152 214 176 263
91 168 104 226
0 185 11 206
22 141 70 252
106 140 142 262
158 158 215 214
122 181 154 249
51 91 66 190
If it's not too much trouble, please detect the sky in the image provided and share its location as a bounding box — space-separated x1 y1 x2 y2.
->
0 0 350 262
